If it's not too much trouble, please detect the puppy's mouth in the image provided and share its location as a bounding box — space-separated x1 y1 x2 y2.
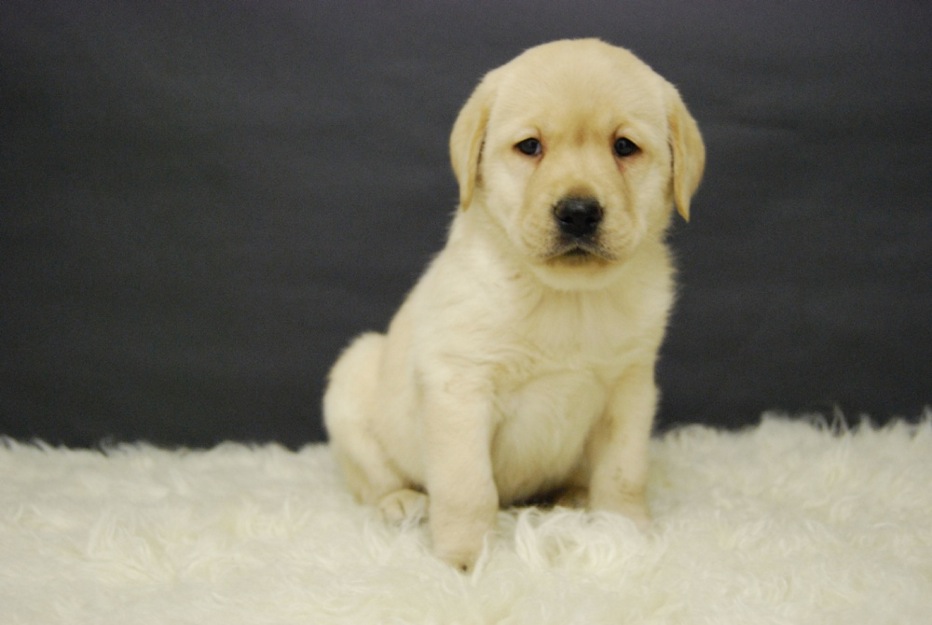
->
546 239 615 264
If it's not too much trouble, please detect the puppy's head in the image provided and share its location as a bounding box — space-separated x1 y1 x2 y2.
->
450 39 705 288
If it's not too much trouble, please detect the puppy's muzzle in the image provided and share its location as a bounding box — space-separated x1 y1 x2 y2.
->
554 196 603 239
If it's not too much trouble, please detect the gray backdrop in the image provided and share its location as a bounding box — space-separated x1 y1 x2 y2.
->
2 1 930 448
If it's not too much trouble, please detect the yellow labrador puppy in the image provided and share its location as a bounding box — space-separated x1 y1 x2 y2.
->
324 38 705 570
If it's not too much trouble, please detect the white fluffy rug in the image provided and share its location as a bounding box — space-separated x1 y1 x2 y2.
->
2 414 930 625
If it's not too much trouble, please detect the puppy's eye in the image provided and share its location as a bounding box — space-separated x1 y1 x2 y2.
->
515 138 542 156
613 137 639 157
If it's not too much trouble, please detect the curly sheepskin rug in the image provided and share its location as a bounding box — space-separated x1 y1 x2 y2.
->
2 413 930 625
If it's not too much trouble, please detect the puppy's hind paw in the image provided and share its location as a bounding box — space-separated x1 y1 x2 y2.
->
378 489 429 524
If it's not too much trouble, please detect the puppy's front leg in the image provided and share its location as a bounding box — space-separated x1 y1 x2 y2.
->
588 365 657 529
422 382 498 571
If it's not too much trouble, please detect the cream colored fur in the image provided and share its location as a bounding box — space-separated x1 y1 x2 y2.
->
323 38 705 570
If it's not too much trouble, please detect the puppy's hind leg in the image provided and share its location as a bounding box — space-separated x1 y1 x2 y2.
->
323 333 409 507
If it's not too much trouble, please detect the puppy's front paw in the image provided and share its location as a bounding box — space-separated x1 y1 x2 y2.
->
430 503 495 572
594 491 652 531
611 497 652 531
618 500 652 531
433 534 484 572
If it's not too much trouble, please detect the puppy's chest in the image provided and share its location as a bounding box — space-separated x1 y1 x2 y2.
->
487 301 637 497
487 299 641 436
497 292 645 381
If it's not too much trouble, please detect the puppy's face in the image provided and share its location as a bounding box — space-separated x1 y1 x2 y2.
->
450 40 705 288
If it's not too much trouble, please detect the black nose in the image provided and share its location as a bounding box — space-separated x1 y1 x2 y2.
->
553 197 603 238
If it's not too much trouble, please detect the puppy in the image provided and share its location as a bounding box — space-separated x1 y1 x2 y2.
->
324 38 705 571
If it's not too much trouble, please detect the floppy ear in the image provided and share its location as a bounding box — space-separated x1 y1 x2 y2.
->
665 83 706 221
449 72 498 210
